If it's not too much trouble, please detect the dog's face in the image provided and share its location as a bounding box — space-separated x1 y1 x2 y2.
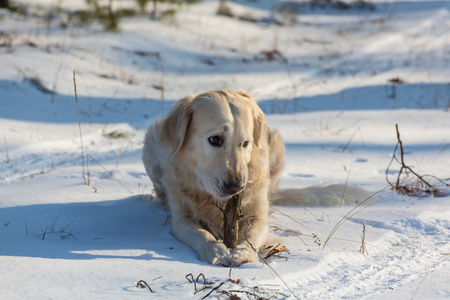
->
161 91 264 201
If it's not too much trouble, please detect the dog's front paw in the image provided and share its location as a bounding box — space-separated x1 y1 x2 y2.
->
198 241 231 266
231 244 259 266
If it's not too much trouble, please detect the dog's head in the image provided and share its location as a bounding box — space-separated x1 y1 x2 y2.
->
161 90 265 201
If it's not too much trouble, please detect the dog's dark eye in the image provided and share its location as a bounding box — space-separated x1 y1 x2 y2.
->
242 141 249 148
208 135 223 147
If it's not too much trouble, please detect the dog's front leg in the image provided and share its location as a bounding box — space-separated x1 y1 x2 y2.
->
232 216 268 265
170 213 231 266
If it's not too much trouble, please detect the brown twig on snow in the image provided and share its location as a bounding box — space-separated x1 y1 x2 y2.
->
359 224 369 255
185 273 214 295
386 124 449 197
136 280 154 293
394 124 432 188
201 282 225 299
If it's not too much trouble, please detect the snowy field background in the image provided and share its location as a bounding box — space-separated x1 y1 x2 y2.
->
0 0 449 299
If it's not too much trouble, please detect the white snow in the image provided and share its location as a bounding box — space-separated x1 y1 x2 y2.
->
1 0 449 299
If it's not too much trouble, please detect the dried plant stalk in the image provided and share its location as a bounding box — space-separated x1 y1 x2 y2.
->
386 124 449 197
222 192 242 249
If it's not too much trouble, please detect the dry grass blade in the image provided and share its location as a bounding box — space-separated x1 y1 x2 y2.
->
340 163 353 208
330 237 386 252
33 214 78 240
246 239 299 300
322 185 390 250
334 127 361 153
86 154 133 194
73 70 87 185
271 207 309 228
270 223 306 245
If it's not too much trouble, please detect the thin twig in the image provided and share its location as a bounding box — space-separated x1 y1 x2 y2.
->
73 70 87 185
322 185 390 250
86 154 133 194
385 141 399 184
246 239 299 300
410 271 430 300
386 124 448 196
271 207 309 228
335 127 360 153
329 237 385 252
186 273 214 295
359 224 369 255
136 280 154 293
201 282 224 300
395 124 432 188
269 223 307 245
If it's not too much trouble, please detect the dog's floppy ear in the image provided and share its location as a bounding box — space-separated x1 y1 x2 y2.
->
161 95 195 156
239 91 265 147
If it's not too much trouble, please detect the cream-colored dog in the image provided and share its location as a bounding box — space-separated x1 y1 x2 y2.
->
143 90 367 266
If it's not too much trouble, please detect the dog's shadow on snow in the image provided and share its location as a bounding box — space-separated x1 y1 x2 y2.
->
0 196 202 264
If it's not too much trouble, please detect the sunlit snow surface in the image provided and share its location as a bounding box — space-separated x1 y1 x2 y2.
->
1 0 449 299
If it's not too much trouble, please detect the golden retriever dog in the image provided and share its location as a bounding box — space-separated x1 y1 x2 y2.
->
143 90 367 266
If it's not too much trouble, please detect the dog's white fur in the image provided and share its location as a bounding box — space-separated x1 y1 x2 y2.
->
143 90 367 266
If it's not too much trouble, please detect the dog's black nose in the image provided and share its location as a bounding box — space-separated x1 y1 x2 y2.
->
224 181 244 195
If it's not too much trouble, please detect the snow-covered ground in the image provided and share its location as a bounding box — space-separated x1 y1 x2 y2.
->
1 0 449 299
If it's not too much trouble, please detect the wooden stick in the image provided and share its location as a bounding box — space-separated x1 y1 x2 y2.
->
222 192 242 249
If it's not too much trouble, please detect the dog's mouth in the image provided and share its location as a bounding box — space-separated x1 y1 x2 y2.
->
223 181 245 197
211 186 245 204
202 174 247 202
213 189 244 209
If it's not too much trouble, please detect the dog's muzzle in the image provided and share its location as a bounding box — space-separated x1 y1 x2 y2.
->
223 181 245 196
